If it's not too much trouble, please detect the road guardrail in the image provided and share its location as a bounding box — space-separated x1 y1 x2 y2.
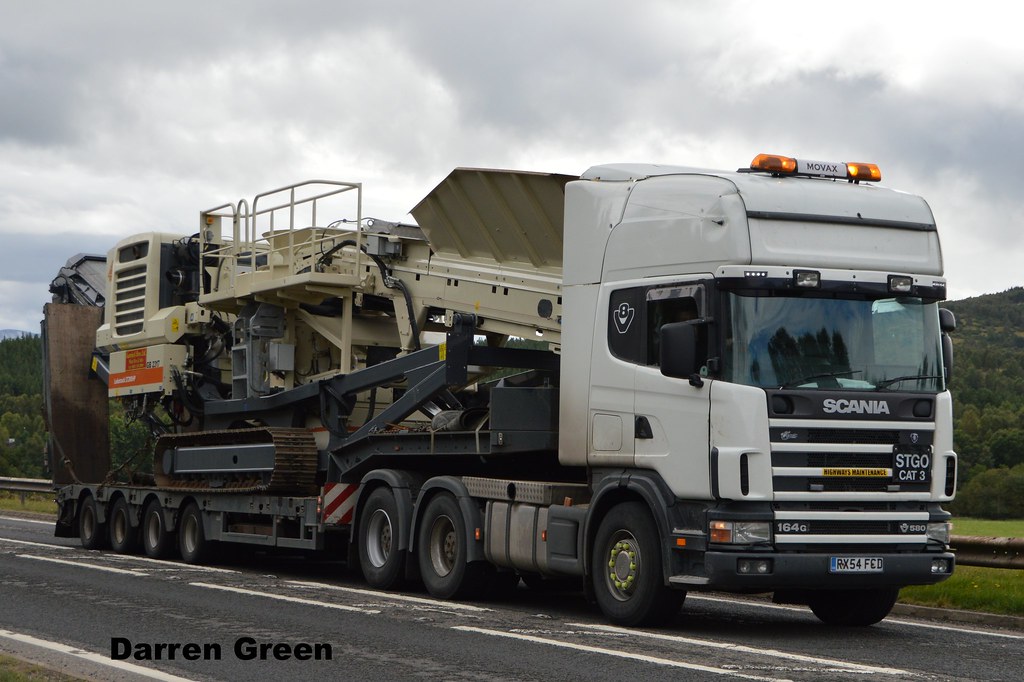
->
0 476 54 494
951 535 1024 570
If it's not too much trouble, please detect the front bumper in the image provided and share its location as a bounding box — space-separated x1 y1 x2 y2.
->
697 550 955 591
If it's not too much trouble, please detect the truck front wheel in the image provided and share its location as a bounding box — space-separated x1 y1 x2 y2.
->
417 493 486 599
592 501 684 626
808 587 899 626
358 487 406 589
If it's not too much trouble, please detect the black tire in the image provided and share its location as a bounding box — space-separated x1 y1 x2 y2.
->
178 503 214 564
78 495 108 550
591 501 685 626
417 493 487 599
808 587 899 626
358 487 407 589
108 497 139 554
141 499 176 559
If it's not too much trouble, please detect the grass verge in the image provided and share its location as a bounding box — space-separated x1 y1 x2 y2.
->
0 654 85 682
899 516 1024 617
0 492 57 516
952 517 1024 537
900 566 1024 617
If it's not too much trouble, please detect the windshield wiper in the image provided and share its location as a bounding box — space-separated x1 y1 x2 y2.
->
781 370 861 389
875 374 943 389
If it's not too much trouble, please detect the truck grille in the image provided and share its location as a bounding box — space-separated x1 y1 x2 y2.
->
769 419 936 547
113 265 147 336
802 428 900 445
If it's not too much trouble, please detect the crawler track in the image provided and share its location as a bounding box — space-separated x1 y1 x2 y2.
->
153 427 319 495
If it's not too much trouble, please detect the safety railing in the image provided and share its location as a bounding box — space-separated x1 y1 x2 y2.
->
198 180 363 299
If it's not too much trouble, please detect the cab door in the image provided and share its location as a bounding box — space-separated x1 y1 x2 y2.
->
633 282 712 500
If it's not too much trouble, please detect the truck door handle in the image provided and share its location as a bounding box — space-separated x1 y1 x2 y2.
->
635 416 654 439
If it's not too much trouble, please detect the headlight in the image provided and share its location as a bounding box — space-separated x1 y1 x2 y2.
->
927 522 951 544
710 520 772 544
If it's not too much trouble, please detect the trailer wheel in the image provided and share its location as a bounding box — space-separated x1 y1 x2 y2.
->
108 498 139 554
591 501 683 626
178 503 214 565
417 493 486 599
142 500 176 559
808 588 899 626
78 495 108 550
358 487 406 589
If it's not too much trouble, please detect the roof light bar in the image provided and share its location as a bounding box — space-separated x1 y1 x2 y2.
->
749 154 882 182
750 154 797 174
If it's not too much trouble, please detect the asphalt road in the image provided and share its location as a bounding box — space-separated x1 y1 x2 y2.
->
1 513 1022 682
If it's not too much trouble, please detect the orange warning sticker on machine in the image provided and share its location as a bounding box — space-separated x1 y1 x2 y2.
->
125 348 148 370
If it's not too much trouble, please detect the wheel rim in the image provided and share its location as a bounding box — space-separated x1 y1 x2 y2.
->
427 514 457 578
366 509 393 569
604 530 641 601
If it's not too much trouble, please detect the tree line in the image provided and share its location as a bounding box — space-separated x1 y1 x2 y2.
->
0 336 47 477
944 287 1024 517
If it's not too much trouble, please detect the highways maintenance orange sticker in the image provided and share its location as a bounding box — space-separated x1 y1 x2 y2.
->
822 468 889 477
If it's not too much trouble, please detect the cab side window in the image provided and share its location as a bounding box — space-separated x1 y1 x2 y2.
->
608 283 704 366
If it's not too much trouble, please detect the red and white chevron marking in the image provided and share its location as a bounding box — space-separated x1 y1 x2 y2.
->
322 482 358 525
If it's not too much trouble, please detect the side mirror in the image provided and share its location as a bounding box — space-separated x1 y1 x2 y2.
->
660 321 705 381
938 308 955 382
941 333 954 383
939 308 956 333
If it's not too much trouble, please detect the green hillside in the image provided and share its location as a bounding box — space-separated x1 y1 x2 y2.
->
943 288 1024 517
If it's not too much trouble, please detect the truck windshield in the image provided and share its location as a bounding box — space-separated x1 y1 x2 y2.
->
722 293 944 392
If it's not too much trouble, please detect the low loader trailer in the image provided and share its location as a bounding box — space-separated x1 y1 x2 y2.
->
46 154 957 626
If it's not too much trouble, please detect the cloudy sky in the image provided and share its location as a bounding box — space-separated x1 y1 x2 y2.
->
1 1 1021 331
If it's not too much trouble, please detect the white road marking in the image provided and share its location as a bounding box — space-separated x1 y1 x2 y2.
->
0 515 55 526
688 595 1024 640
0 537 74 550
17 554 148 576
287 579 493 612
103 553 238 573
452 626 792 681
0 536 237 573
0 628 196 682
190 582 381 614
570 622 911 676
